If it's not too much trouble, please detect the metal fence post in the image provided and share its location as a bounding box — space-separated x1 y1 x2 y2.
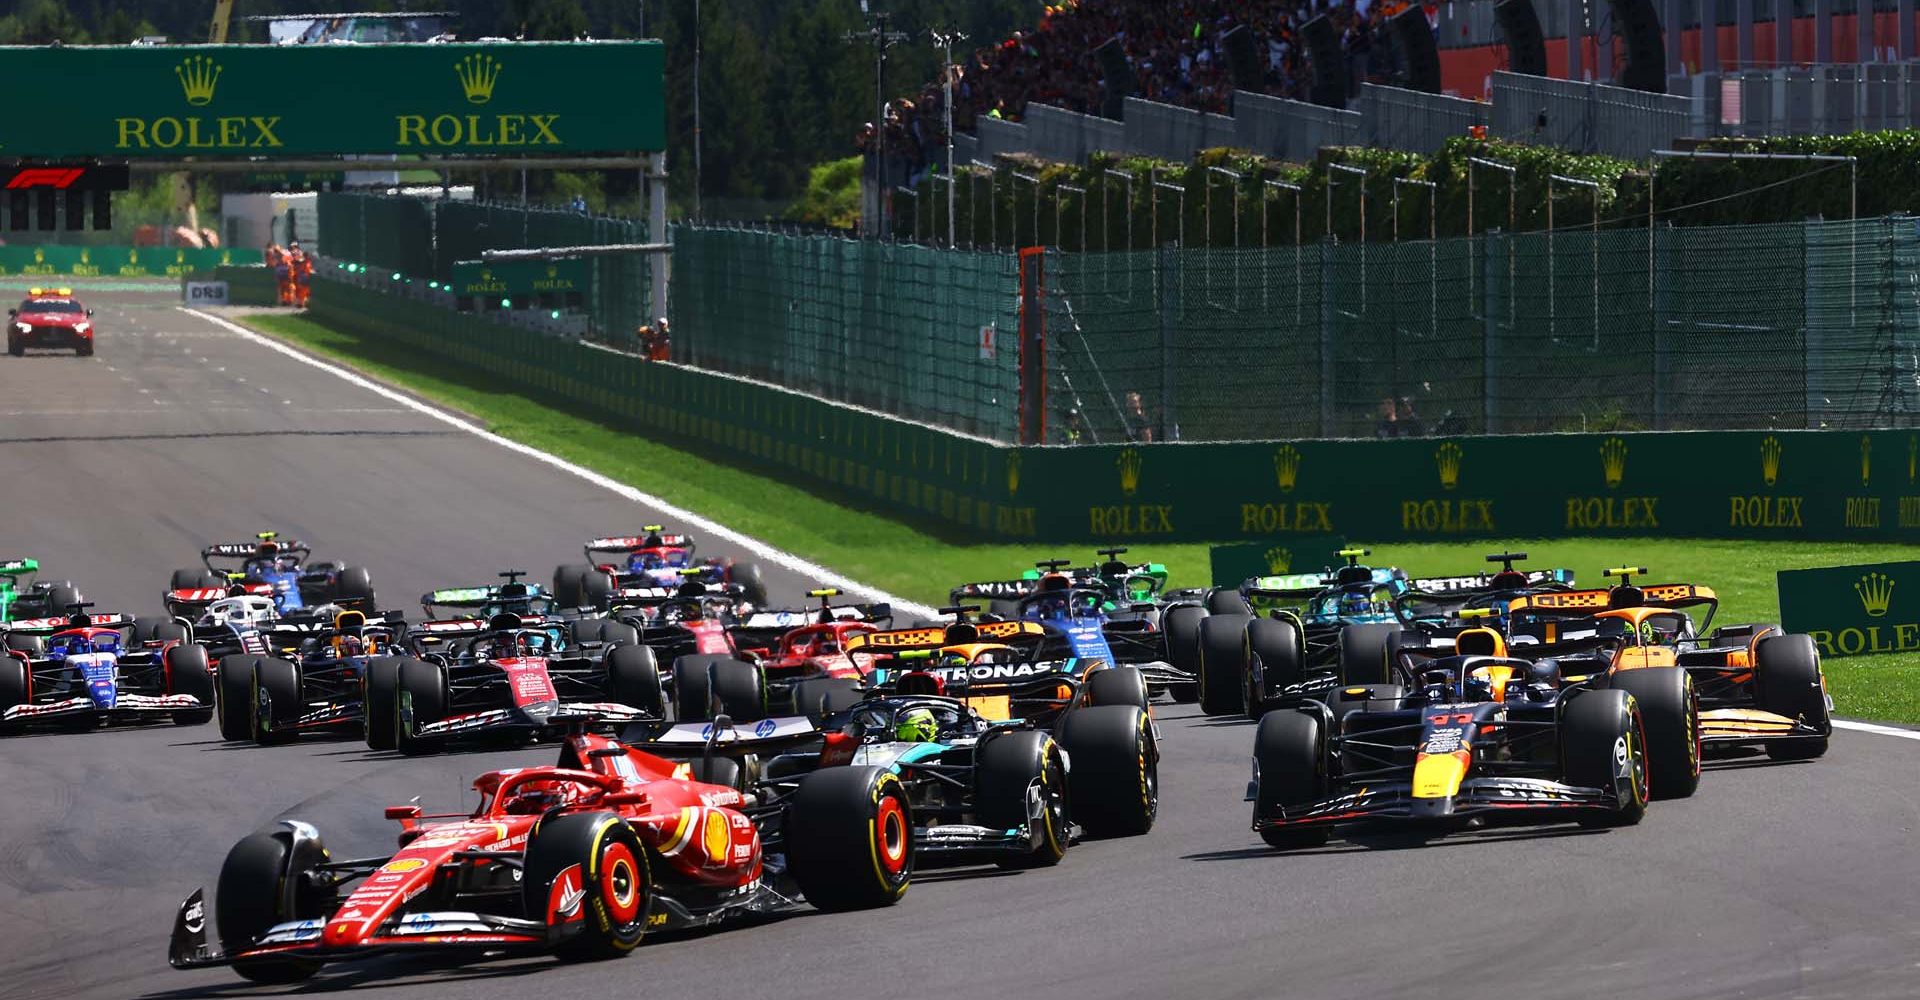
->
1483 231 1499 434
1320 241 1336 436
1158 242 1180 441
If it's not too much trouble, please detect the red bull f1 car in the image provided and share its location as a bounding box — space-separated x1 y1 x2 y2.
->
169 725 912 984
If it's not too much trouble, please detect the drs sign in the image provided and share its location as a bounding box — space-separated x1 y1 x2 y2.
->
184 281 229 306
1778 560 1920 658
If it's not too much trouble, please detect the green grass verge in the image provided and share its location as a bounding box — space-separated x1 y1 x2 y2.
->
240 311 1920 724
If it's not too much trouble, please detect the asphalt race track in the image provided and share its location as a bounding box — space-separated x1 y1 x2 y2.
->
2 285 1918 1000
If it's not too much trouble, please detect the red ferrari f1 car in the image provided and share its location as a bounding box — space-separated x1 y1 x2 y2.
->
169 725 913 983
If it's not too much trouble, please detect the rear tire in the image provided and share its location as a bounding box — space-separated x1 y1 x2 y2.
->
334 566 375 609
1755 633 1831 761
249 658 302 746
165 643 215 725
606 644 665 719
1197 614 1250 716
731 563 769 606
553 564 589 608
217 828 328 983
0 656 29 721
788 676 862 720
521 813 648 961
1056 704 1157 837
1562 690 1649 827
5 634 44 658
1245 617 1301 720
170 568 208 591
395 659 448 756
1337 623 1400 686
362 656 404 750
216 655 256 741
1205 588 1248 615
42 584 81 617
976 731 1068 868
785 766 913 910
708 659 767 722
1086 665 1149 710
1253 709 1331 849
670 655 715 722
579 570 615 611
1161 604 1205 703
1608 667 1700 799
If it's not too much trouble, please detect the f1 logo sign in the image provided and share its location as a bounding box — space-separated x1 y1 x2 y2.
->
5 168 85 190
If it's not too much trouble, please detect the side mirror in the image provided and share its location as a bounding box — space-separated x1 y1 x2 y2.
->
85 308 93 316
383 805 421 821
6 309 14 317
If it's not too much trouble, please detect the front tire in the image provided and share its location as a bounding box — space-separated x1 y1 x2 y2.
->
249 658 302 746
1253 709 1331 849
1608 666 1700 799
1245 617 1301 719
1056 704 1157 837
1563 690 1649 828
1755 633 1831 761
217 828 329 983
362 656 404 750
975 731 1068 868
1085 665 1149 710
1197 614 1250 716
395 658 448 756
1161 604 1206 703
165 643 215 725
786 767 913 910
605 644 665 719
522 813 649 961
216 655 256 741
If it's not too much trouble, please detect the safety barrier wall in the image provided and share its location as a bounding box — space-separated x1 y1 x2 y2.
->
0 246 261 278
1360 84 1490 155
306 272 1920 545
206 264 278 306
1487 72 1693 159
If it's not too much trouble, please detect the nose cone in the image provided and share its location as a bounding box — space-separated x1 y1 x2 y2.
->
87 676 117 710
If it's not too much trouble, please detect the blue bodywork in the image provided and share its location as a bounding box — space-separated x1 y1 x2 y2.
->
47 631 124 708
1018 590 1121 668
248 565 306 611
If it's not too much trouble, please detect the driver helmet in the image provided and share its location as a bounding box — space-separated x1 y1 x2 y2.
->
253 541 279 562
490 634 528 659
1339 589 1374 613
504 780 569 815
895 707 938 743
339 634 365 657
1463 670 1494 703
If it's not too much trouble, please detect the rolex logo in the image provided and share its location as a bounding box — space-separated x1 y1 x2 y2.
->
175 249 186 263
1761 435 1782 487
1909 435 1917 485
32 248 43 263
1857 571 1895 618
1005 452 1021 497
455 53 503 105
127 249 138 263
546 264 558 278
1861 436 1872 487
76 248 87 263
1117 447 1143 497
1435 442 1463 491
1600 437 1628 489
1264 547 1292 574
480 268 492 281
176 55 222 106
1274 444 1302 493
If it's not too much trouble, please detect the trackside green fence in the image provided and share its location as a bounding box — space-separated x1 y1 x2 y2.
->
303 274 1920 545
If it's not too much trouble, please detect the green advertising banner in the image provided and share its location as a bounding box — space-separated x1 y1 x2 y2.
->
1208 537 1346 588
449 258 589 297
1779 560 1920 659
0 42 664 158
0 246 260 278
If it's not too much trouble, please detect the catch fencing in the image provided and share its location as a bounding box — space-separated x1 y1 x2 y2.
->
672 219 1920 445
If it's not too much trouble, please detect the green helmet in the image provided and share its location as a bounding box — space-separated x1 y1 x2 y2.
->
895 707 937 743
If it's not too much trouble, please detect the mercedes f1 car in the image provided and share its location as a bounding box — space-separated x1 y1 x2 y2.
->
1250 643 1656 848
167 532 375 615
0 558 81 623
1498 567 1830 762
0 607 213 730
169 725 912 984
553 528 768 610
363 612 664 754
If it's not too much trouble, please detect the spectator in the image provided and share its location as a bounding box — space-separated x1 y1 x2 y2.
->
639 317 671 361
1374 396 1400 438
1125 390 1154 442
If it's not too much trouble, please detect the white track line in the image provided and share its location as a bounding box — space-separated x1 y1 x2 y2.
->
181 307 940 620
1833 719 1920 742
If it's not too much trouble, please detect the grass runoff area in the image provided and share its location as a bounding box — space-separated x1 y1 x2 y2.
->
243 311 1920 724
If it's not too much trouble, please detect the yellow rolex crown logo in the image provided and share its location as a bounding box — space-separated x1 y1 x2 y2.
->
455 53 503 105
545 264 558 278
1263 547 1292 574
176 55 222 106
1116 447 1143 497
1273 444 1302 494
1856 571 1895 618
1909 435 1917 485
1005 452 1022 497
1436 442 1463 491
1600 437 1628 489
77 248 87 263
1861 435 1872 487
1760 435 1783 487
32 248 44 263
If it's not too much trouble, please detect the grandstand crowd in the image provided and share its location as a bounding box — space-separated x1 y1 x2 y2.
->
861 0 1427 185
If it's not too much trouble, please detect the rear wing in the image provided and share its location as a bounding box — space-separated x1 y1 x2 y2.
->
1407 568 1575 594
734 604 891 631
420 586 498 610
845 619 1048 654
950 579 1039 603
0 558 38 579
625 715 821 749
202 540 309 568
1506 583 1717 616
4 612 132 634
1242 572 1334 601
608 586 681 607
585 534 692 558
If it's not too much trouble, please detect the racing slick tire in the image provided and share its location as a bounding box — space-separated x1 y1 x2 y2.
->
1086 665 1150 710
395 659 449 756
217 827 330 983
1197 614 1251 717
523 812 650 961
132 615 173 644
553 564 590 608
730 563 769 606
1754 633 1831 761
570 618 614 646
75 341 92 358
42 583 81 617
1253 709 1332 849
670 655 715 722
333 566 375 610
362 656 404 750
216 655 257 741
1161 603 1206 703
4 633 44 658
1337 623 1400 687
788 676 862 720
579 569 615 611
1607 666 1700 800
688 755 744 790
170 568 213 590
597 621 640 649
1205 588 1249 615
165 643 216 726
786 766 913 911
606 643 666 720
0 656 28 723
976 730 1068 868
708 658 767 722
1056 704 1158 837
148 620 189 646
1562 690 1650 828
249 658 302 746
1245 617 1303 720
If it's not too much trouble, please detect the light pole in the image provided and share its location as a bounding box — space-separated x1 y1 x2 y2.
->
846 4 909 239
931 29 967 248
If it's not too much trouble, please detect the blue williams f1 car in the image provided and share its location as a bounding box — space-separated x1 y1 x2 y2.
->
167 531 375 615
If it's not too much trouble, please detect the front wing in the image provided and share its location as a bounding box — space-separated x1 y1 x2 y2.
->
1251 777 1623 830
3 693 201 724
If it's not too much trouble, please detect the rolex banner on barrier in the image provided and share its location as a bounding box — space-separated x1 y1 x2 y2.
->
1208 537 1346 589
0 42 664 158
1778 561 1920 658
0 246 260 277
